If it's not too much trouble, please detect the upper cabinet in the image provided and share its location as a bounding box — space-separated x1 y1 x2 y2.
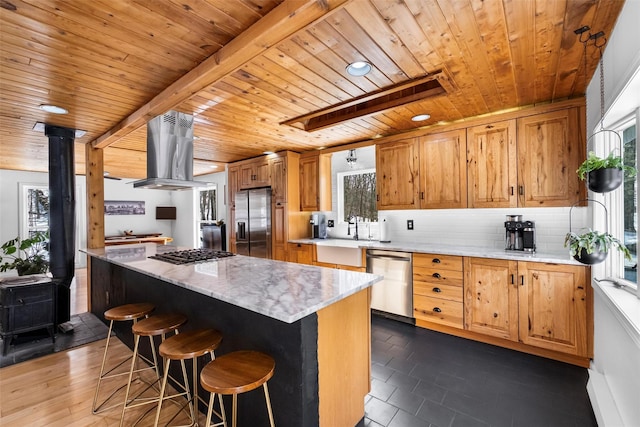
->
376 138 420 210
517 108 583 207
300 153 331 211
418 130 467 209
227 165 240 209
270 155 288 205
239 158 270 189
467 120 517 208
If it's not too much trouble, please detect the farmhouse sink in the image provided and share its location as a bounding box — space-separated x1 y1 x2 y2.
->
315 240 364 267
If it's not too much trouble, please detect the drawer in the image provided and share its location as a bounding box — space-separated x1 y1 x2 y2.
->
1 283 54 306
413 253 462 270
413 281 462 302
413 265 463 287
414 295 463 328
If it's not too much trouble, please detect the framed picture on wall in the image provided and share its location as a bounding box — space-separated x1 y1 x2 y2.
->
104 200 145 215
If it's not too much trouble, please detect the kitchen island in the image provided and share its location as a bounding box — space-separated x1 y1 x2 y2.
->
84 244 382 427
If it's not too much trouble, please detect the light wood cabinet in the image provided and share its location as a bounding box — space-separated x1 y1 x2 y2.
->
270 156 287 204
418 130 467 209
464 257 518 340
376 138 420 210
239 158 270 189
518 261 588 356
299 153 331 211
516 109 583 207
464 258 589 357
466 120 517 208
227 165 240 209
272 203 287 261
287 243 314 265
413 253 464 328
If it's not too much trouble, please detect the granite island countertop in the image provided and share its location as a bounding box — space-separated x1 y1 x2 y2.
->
289 238 585 266
82 244 382 324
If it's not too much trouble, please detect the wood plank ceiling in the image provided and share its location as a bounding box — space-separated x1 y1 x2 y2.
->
0 0 625 179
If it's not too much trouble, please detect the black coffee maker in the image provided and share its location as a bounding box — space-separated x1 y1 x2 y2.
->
505 215 536 252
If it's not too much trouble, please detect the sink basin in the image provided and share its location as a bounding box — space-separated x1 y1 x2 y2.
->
315 242 363 267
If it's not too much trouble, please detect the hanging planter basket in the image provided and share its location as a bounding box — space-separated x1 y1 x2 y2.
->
574 245 608 265
587 167 623 193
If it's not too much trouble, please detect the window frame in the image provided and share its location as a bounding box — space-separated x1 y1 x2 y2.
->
336 168 377 224
600 109 640 298
19 183 49 240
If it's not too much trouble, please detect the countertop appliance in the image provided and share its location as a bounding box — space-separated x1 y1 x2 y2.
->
366 249 413 322
149 248 234 265
310 213 327 239
505 215 536 252
235 187 272 259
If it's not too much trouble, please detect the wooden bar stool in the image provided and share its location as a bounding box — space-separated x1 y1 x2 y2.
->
154 328 223 427
200 351 276 427
120 312 188 427
92 302 155 414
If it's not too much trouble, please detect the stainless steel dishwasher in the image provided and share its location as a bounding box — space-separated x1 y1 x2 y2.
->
366 249 413 322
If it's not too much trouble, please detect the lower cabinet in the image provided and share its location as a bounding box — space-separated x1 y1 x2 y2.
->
287 243 314 265
413 253 464 328
412 254 592 365
464 257 590 358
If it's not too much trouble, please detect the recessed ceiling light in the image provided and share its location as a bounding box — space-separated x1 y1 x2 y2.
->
346 61 372 77
263 151 275 155
209 165 218 169
411 114 431 122
39 104 68 114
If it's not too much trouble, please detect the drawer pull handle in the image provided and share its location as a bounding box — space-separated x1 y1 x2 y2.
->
432 258 441 263
433 307 442 313
432 287 441 293
432 273 441 279
18 298 25 304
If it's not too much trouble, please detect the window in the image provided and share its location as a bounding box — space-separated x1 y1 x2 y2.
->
603 112 639 298
198 188 217 222
19 184 49 239
337 169 377 223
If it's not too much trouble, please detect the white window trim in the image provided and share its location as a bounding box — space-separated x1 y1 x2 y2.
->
18 182 48 240
336 168 376 224
597 109 640 299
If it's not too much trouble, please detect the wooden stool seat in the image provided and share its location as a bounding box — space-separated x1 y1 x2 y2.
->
154 329 224 426
92 303 155 415
132 313 187 337
159 328 223 360
201 351 276 427
120 313 187 427
201 351 275 394
104 303 155 322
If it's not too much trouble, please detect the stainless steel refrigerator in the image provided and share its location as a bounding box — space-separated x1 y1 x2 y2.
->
235 188 272 258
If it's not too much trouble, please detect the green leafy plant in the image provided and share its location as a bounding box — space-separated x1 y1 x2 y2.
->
564 228 631 260
0 231 50 275
576 151 637 180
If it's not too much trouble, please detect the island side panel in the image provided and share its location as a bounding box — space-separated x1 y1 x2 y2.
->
317 287 371 427
90 257 319 427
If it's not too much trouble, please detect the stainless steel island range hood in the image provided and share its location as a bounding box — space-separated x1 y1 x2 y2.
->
133 110 213 190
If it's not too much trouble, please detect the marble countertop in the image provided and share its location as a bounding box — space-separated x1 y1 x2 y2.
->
82 245 382 324
289 238 584 266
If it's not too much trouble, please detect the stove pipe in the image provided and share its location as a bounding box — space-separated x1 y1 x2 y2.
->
45 124 76 325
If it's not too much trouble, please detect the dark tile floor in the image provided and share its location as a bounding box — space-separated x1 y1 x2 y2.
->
365 315 596 427
0 312 109 368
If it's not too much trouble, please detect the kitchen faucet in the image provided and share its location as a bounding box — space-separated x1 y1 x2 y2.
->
347 215 359 240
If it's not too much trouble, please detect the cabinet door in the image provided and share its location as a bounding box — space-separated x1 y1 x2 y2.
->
419 130 467 209
228 166 239 209
517 262 588 356
270 156 287 204
376 138 419 210
467 120 517 208
300 156 319 211
517 109 583 207
287 243 314 265
239 160 270 189
272 203 287 261
464 258 519 341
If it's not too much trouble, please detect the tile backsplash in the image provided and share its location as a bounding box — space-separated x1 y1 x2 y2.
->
320 207 589 254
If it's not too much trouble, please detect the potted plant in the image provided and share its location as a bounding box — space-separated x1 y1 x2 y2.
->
0 231 49 276
576 151 636 193
564 228 631 265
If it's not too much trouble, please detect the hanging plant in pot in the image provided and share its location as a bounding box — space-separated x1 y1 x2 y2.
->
564 228 631 265
0 231 49 276
577 151 636 193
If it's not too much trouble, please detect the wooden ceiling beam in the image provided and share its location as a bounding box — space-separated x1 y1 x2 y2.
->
92 0 350 149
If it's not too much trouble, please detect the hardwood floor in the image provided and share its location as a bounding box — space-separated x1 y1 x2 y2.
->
0 337 198 426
